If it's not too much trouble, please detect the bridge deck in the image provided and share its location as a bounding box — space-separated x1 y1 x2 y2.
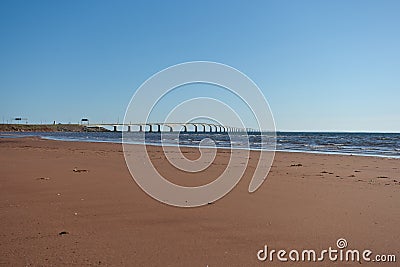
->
86 123 257 133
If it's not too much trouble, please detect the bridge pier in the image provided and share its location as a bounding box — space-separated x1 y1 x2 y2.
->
86 123 252 133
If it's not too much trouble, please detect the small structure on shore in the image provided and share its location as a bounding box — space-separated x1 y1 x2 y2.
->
81 118 89 125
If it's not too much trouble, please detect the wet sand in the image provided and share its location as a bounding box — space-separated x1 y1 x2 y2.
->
0 137 399 266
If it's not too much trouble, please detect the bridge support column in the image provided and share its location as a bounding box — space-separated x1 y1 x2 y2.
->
127 126 131 132
113 126 117 132
157 124 161 132
139 125 143 132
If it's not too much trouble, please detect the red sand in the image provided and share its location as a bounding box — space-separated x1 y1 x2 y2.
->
0 137 399 266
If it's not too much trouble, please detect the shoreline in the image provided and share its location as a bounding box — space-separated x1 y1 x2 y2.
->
2 133 400 159
0 123 109 132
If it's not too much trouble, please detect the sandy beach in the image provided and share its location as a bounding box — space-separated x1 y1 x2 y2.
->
0 137 399 266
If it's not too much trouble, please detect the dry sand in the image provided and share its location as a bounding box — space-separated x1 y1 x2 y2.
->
0 137 399 266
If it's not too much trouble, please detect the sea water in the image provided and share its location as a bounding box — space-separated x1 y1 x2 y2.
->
1 131 400 158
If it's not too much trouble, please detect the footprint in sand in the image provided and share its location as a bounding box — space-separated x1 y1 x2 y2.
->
58 231 69 236
36 177 50 180
73 168 89 173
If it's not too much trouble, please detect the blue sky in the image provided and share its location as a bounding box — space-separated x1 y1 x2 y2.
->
0 0 399 131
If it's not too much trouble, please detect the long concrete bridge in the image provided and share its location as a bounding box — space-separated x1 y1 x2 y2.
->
87 123 258 133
